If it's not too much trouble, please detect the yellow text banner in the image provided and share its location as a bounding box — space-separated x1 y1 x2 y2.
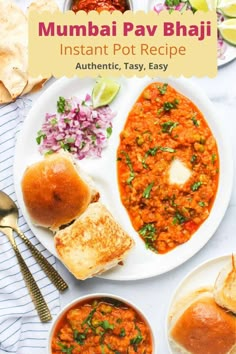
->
28 10 217 78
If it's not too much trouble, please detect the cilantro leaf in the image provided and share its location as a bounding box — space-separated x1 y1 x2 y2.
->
143 182 154 199
157 83 168 95
57 96 66 113
161 121 179 134
191 181 202 191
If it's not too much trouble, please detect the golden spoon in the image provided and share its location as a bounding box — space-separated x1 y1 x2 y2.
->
0 190 68 292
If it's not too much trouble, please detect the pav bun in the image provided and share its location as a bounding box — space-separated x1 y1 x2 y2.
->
21 152 99 231
169 290 236 354
214 255 236 315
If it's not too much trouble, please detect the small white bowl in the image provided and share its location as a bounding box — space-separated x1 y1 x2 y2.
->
48 293 155 353
63 0 133 12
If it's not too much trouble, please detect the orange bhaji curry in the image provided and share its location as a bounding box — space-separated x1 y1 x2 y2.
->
117 83 219 254
51 297 153 353
71 0 128 13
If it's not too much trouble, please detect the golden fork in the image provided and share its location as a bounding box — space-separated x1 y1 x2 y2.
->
0 226 52 322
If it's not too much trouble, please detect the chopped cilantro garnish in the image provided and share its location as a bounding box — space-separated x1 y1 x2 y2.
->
121 151 135 185
59 141 70 151
106 127 112 138
82 308 96 329
211 154 217 164
146 147 158 156
50 118 57 126
36 130 46 145
119 328 126 337
130 335 143 351
191 154 197 164
165 0 181 6
143 182 154 199
58 343 74 354
65 137 76 143
130 325 143 352
126 173 135 185
57 96 66 113
99 320 114 331
173 212 186 225
44 149 54 155
192 116 200 126
198 201 206 207
106 344 121 354
142 146 174 168
80 141 86 149
142 147 159 168
170 194 177 207
100 344 106 354
191 181 202 191
73 329 86 345
139 224 157 251
161 121 179 134
163 99 179 112
139 224 156 239
157 83 168 95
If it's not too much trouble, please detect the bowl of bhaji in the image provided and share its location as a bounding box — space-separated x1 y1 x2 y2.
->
49 293 155 353
64 0 133 13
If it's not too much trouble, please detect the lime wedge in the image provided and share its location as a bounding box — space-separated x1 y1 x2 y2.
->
218 0 236 17
218 19 236 45
92 78 120 108
189 0 209 11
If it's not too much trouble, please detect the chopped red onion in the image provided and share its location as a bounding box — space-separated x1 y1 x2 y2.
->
37 95 116 160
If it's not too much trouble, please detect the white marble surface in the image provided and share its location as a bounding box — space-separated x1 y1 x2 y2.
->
9 1 236 352
54 59 236 354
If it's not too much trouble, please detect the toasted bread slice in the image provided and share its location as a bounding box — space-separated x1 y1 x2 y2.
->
214 255 236 315
54 202 134 280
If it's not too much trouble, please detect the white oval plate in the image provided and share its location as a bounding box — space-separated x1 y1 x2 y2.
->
218 44 236 67
165 254 233 353
14 77 233 281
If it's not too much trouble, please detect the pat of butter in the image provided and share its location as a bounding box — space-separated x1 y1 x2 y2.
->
169 159 191 185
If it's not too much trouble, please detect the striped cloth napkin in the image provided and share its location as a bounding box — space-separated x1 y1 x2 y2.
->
0 0 65 352
0 98 60 354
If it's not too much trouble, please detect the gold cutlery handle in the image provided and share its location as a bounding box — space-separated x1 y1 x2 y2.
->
15 228 68 292
12 241 52 322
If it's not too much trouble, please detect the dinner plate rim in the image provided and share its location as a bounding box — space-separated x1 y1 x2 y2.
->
13 76 233 281
164 253 233 354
